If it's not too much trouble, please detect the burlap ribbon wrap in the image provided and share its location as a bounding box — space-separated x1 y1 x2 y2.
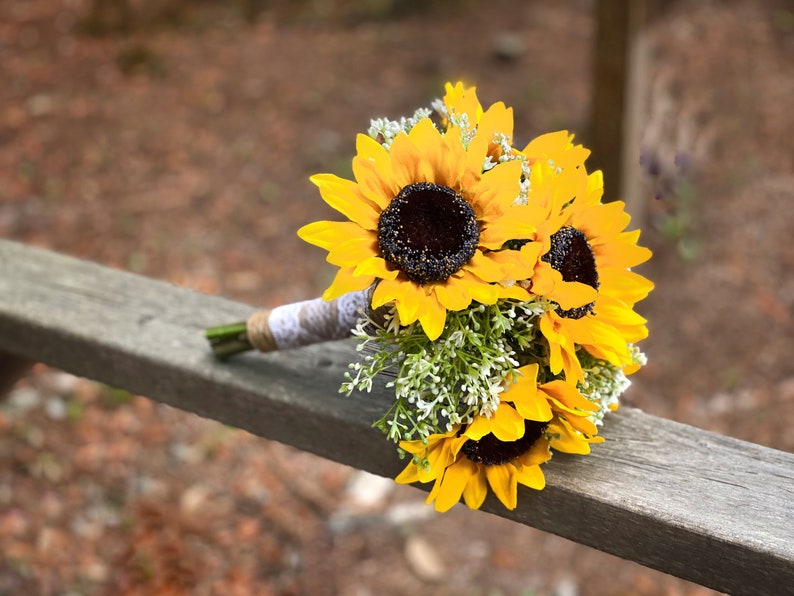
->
245 289 370 352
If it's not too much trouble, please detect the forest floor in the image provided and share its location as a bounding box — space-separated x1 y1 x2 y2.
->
1 0 793 594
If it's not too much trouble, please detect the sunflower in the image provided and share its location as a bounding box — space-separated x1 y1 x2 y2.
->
298 113 534 340
395 364 599 511
506 155 654 382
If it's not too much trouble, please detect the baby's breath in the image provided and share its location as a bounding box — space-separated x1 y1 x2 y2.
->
367 107 432 149
577 347 645 425
341 299 545 443
432 97 478 148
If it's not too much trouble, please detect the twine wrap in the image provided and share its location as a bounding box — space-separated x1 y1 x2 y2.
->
246 289 370 352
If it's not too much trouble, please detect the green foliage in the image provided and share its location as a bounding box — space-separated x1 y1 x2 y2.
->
342 299 546 443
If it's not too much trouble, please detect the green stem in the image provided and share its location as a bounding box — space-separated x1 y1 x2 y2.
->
204 322 253 359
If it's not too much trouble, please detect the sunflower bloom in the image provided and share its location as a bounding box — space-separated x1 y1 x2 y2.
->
396 365 599 511
299 114 532 340
396 405 552 512
504 153 653 382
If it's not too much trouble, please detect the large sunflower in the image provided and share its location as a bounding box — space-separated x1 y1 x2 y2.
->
396 364 599 511
298 114 534 340
507 156 654 382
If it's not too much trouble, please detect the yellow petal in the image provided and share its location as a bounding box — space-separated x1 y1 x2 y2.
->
497 283 530 301
504 365 555 423
398 437 430 457
594 295 647 327
371 278 425 326
598 268 655 304
470 159 523 214
322 267 374 301
443 81 482 126
310 173 380 230
510 387 553 422
464 249 509 283
518 436 553 466
431 461 470 512
326 236 379 267
539 380 599 412
522 130 590 170
574 201 631 237
516 363 539 382
485 464 518 510
514 463 545 490
548 280 598 311
464 414 493 441
593 237 653 269
485 244 541 282
353 256 399 280
465 129 490 179
394 461 421 484
540 314 584 383
440 127 470 187
566 317 632 367
297 220 368 250
550 167 584 212
371 278 400 310
393 282 425 326
585 170 605 204
477 101 512 140
409 118 464 186
418 295 447 341
462 464 488 509
352 156 396 211
353 134 398 209
478 214 538 249
489 403 526 442
452 272 500 304
422 439 455 482
557 411 599 436
547 418 594 454
522 130 571 161
433 281 472 311
388 131 425 187
529 261 558 296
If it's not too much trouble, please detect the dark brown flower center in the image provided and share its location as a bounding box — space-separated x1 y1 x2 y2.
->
377 183 479 284
460 420 548 466
542 226 599 319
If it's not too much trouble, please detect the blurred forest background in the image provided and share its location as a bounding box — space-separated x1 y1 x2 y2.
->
1 0 793 594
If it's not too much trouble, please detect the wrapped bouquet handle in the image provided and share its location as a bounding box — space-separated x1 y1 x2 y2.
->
205 289 370 358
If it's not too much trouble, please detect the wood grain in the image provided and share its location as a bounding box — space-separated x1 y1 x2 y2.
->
1 240 792 595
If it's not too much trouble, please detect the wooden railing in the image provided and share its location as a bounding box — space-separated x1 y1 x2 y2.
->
1 239 792 596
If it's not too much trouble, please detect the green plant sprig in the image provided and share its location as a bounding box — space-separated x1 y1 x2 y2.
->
342 299 547 444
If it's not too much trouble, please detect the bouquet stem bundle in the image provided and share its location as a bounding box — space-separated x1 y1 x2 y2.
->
205 290 369 358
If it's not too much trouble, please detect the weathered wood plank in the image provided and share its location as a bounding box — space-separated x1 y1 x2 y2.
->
0 239 792 595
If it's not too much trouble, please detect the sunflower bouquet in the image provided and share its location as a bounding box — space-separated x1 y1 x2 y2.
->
206 82 653 512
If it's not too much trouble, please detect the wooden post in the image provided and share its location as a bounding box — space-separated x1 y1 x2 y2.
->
588 0 654 226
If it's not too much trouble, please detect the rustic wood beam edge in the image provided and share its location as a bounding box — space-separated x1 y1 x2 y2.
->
1 240 791 595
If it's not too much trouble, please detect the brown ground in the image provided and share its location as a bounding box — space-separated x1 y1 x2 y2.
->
1 0 793 594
